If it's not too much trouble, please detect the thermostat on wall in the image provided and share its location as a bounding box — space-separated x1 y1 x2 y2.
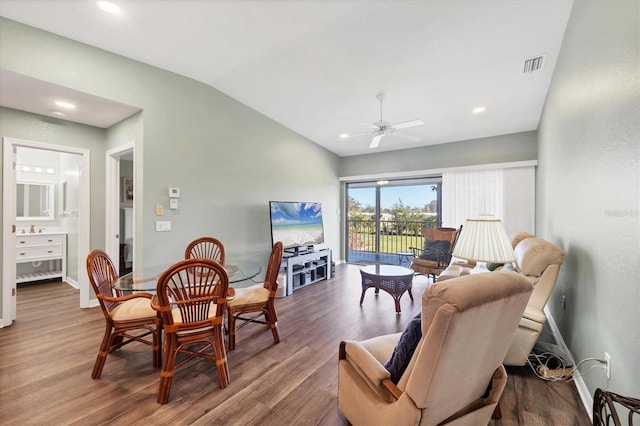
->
169 188 180 198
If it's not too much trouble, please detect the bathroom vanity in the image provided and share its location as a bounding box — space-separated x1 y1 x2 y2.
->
15 232 67 283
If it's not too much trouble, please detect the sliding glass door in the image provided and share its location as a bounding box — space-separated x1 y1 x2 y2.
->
346 177 441 264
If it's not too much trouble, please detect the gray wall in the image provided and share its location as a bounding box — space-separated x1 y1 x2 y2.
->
339 131 537 177
0 18 341 319
538 0 639 398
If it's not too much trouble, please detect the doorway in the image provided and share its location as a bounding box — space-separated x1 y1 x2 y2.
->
106 144 134 276
2 137 91 327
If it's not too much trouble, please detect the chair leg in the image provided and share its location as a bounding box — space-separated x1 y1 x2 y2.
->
227 311 237 351
213 325 230 388
266 307 280 344
92 323 113 379
157 337 178 404
152 324 162 368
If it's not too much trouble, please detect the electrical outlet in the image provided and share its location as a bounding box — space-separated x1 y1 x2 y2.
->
604 352 611 379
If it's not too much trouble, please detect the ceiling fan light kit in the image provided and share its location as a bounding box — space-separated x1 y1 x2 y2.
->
341 93 424 148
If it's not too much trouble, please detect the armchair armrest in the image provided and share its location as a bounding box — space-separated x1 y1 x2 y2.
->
99 292 153 304
409 246 423 257
339 341 391 385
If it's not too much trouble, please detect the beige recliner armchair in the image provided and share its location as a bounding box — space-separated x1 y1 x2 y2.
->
503 236 565 366
338 272 532 425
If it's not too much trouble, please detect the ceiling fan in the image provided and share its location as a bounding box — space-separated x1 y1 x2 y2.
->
341 93 425 148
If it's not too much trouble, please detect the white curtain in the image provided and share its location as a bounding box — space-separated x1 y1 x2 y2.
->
442 166 535 235
442 169 504 228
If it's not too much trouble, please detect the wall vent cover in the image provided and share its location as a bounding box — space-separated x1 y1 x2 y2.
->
522 55 546 74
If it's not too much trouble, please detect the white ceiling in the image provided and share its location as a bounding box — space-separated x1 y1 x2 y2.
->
0 0 574 157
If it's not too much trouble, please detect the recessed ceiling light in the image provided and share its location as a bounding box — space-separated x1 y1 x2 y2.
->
34 167 43 173
22 166 31 172
46 168 55 174
55 100 76 110
97 1 120 14
52 111 67 117
339 133 349 139
472 106 486 114
376 180 389 185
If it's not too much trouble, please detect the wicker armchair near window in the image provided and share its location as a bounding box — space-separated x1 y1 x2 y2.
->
409 226 462 281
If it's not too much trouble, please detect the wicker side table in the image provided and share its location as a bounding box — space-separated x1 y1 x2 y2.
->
360 264 414 313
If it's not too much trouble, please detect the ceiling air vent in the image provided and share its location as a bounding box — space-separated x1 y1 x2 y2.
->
522 54 546 74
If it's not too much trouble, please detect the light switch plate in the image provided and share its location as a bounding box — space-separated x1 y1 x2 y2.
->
155 221 171 231
169 198 178 209
155 205 164 216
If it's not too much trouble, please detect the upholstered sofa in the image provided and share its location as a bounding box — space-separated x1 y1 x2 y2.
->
438 233 565 366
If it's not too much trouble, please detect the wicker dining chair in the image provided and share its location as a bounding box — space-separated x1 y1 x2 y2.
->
86 249 161 379
152 258 230 404
185 236 225 264
226 241 284 351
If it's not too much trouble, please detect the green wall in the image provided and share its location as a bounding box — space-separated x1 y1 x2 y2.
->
0 18 341 320
339 131 537 177
537 0 639 398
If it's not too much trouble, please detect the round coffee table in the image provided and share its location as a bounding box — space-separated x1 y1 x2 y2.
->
359 264 414 313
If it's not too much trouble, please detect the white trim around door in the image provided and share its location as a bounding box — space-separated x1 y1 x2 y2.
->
1 137 91 328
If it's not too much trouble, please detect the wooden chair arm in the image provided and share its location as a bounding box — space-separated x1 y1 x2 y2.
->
382 378 403 401
99 292 153 303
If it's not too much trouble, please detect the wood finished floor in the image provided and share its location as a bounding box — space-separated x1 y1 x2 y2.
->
0 264 591 425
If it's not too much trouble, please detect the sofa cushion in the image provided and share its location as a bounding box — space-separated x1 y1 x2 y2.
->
384 314 422 384
419 240 451 261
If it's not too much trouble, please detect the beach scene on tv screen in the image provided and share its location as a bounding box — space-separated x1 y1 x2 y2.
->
270 202 324 248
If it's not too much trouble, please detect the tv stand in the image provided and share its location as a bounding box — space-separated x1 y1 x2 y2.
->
282 248 331 295
284 245 314 256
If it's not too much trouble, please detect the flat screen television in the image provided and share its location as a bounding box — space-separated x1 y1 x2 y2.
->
269 201 325 252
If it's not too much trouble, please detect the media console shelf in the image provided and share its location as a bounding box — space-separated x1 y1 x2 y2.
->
282 248 331 295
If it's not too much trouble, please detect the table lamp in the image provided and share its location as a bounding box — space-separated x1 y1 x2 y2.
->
452 215 515 274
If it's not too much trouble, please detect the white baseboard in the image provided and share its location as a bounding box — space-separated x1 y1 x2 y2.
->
65 277 79 289
0 317 12 328
544 306 593 422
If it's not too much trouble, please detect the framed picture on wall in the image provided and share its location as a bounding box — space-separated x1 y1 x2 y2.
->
123 177 134 202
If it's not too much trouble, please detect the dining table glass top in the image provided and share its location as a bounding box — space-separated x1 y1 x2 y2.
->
112 259 262 292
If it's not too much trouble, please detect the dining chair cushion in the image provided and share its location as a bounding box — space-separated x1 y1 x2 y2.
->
110 297 156 321
227 286 269 307
170 303 218 324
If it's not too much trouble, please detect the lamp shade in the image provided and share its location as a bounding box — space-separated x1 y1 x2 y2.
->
452 216 515 263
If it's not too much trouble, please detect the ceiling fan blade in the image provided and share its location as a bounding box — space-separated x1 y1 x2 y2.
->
369 134 384 148
392 119 425 130
393 131 422 142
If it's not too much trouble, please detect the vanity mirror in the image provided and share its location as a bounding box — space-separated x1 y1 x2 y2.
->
16 182 55 221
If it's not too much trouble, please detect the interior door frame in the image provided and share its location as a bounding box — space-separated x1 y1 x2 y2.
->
105 143 134 274
2 137 91 327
